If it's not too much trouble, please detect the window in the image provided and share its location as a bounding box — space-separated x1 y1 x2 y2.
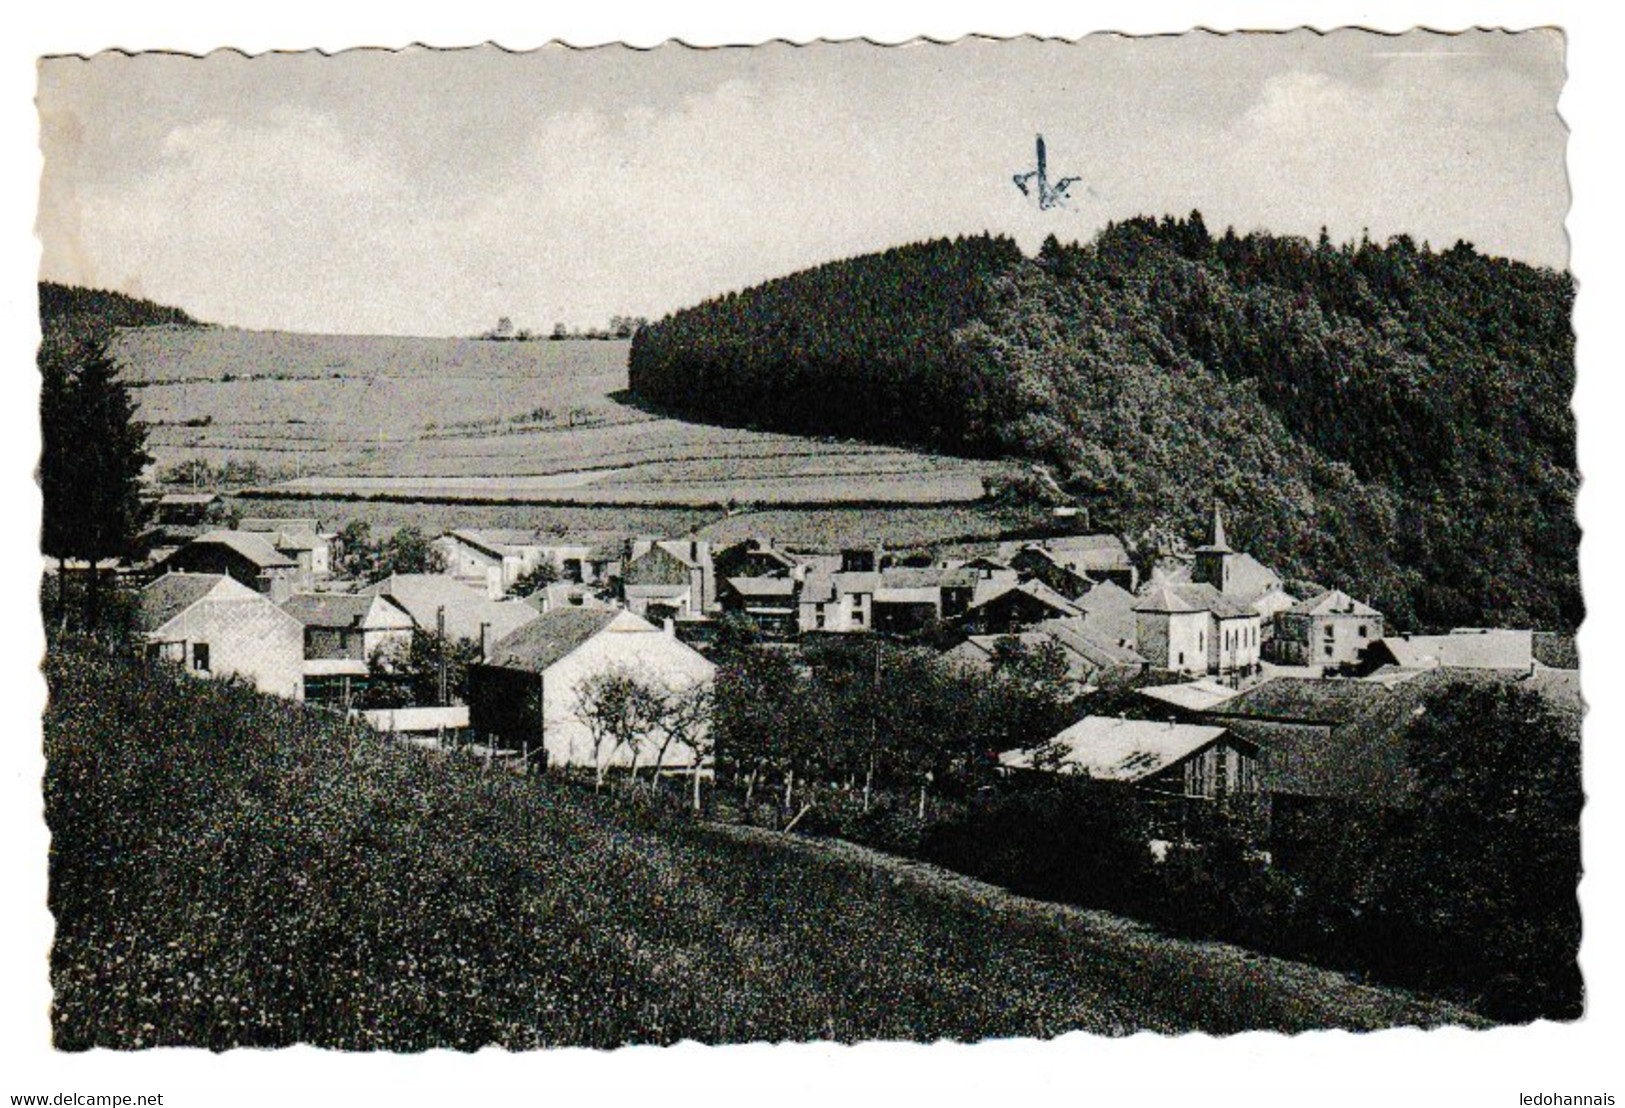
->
1323 644 1334 658
192 643 211 672
1324 624 1336 639
1177 651 1185 666
1358 625 1368 638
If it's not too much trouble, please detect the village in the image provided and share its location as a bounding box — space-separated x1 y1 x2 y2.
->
117 490 1580 841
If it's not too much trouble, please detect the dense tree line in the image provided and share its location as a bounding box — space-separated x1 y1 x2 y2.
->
39 281 202 361
629 220 1577 631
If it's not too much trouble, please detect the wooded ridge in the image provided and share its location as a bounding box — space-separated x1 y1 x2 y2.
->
629 217 1578 632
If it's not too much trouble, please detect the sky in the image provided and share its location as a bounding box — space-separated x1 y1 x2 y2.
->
35 29 1568 337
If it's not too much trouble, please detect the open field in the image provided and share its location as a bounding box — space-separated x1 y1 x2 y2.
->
227 496 1036 552
115 327 998 507
46 645 1476 1049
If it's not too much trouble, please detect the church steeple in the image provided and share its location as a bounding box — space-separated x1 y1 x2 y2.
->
1192 502 1236 591
1202 501 1231 553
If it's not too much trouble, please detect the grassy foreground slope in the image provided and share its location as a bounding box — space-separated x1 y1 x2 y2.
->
46 647 1474 1049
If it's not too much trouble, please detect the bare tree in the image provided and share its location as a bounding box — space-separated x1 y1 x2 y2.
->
647 684 714 808
572 667 663 791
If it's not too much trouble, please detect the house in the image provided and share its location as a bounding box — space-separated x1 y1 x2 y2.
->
1199 671 1474 809
1133 581 1262 679
1357 628 1536 673
1000 715 1259 805
1271 590 1385 667
433 529 601 596
359 573 540 652
158 531 301 602
871 566 977 633
240 517 332 579
153 491 220 527
1035 618 1147 684
622 537 716 620
1001 534 1138 596
961 579 1082 635
136 572 304 700
713 537 799 580
826 570 877 632
944 618 1145 689
1136 677 1244 716
1166 505 1297 631
1072 579 1140 648
1003 545 1093 599
719 575 802 639
525 581 611 616
467 608 716 771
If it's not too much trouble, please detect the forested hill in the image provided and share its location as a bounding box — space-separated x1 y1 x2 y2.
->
629 219 1577 632
39 281 204 366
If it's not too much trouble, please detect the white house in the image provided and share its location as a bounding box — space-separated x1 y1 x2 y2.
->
467 608 715 771
136 572 305 700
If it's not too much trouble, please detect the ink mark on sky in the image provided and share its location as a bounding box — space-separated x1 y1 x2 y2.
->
1013 134 1084 211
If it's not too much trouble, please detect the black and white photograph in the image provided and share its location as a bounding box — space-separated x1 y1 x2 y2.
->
5 5 1623 1106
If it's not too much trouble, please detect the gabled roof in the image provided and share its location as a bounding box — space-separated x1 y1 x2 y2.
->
639 540 712 569
879 566 977 590
158 492 219 507
525 582 606 612
1074 580 1140 646
485 608 627 672
1077 579 1138 610
968 579 1083 618
281 592 411 630
1137 678 1243 713
1223 554 1284 604
137 572 235 633
1290 589 1381 617
1036 617 1146 668
186 531 298 569
1133 582 1203 614
1210 668 1581 806
240 517 320 536
1001 534 1132 571
360 573 540 644
1001 716 1235 782
1206 676 1394 726
1170 582 1256 620
1372 630 1534 671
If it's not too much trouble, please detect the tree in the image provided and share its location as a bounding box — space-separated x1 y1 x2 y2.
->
332 520 379 580
572 666 665 791
1372 682 1582 1020
39 340 152 629
511 561 560 597
376 526 447 578
362 631 483 708
647 683 713 804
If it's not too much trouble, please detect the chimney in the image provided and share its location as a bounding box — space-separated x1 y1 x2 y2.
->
663 617 676 637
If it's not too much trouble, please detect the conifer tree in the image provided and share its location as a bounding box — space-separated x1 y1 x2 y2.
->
39 340 151 628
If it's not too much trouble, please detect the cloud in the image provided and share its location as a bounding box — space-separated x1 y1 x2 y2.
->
36 34 1567 336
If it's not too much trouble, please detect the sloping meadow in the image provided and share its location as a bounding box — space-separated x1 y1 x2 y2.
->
45 645 1473 1049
